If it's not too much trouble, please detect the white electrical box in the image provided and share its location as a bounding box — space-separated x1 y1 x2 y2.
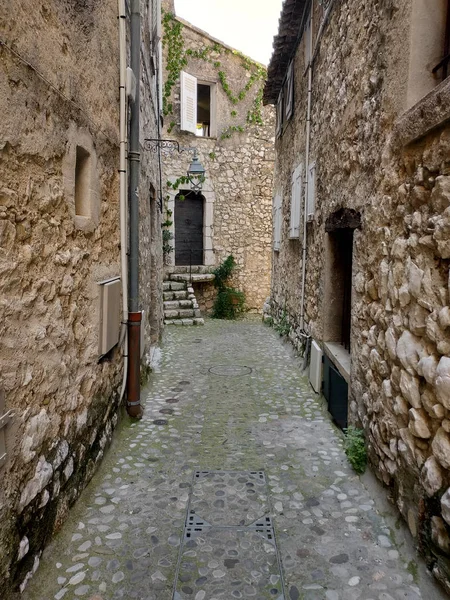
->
98 277 121 356
309 340 323 393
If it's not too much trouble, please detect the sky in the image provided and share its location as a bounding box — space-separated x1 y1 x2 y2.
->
174 0 284 66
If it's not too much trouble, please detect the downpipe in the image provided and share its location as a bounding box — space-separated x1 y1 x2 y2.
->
118 0 128 404
127 0 142 418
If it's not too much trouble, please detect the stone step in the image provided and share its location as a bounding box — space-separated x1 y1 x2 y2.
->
170 273 215 283
165 265 213 275
163 290 188 301
164 317 205 326
162 281 186 292
164 308 196 319
163 299 195 310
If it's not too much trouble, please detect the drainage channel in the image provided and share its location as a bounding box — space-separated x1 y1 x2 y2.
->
172 470 286 600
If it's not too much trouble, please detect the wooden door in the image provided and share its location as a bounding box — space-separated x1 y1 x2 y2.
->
175 191 204 266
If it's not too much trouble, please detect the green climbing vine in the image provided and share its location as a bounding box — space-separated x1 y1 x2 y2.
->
162 11 266 139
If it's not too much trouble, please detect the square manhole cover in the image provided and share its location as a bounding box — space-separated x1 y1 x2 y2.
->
190 471 268 526
174 528 283 600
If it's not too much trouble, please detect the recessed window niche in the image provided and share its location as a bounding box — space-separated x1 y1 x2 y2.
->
75 146 91 217
62 126 100 232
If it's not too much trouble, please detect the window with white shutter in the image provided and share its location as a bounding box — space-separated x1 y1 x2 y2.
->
285 62 294 121
273 193 282 251
307 162 316 221
289 164 303 238
180 71 198 134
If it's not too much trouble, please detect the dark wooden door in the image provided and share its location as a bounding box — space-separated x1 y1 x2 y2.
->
175 191 204 266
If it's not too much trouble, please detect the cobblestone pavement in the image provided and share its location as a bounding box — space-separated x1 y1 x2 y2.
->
24 319 443 600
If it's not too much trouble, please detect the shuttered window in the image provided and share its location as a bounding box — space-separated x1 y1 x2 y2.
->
289 164 303 239
180 71 198 134
307 162 316 221
273 193 282 251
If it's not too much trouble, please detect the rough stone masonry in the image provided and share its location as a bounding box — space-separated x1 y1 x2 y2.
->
264 0 450 592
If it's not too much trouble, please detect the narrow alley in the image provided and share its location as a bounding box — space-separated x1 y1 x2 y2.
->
23 320 442 600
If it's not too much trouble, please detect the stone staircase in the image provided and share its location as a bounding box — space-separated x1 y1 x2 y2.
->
163 266 215 326
163 279 204 327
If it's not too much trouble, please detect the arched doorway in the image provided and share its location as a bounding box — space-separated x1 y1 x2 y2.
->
175 191 204 266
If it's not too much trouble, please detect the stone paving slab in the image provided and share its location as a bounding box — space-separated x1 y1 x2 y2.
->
22 319 446 600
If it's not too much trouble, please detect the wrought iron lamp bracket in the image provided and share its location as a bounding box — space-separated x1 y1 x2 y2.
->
143 139 197 155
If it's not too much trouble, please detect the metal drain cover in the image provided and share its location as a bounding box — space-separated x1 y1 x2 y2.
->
153 419 168 425
178 381 190 385
165 398 179 404
208 365 252 377
159 408 174 415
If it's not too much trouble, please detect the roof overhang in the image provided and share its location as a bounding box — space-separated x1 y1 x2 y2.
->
263 0 309 105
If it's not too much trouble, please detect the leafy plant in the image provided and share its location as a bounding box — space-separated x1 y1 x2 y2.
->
343 427 367 474
211 255 245 319
162 228 174 256
274 310 290 337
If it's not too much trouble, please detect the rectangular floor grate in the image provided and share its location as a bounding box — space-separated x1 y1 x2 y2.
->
173 469 286 600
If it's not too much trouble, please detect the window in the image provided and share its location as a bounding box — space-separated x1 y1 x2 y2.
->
407 0 449 108
75 146 91 217
284 62 294 122
306 162 316 222
273 193 282 251
432 0 450 81
289 164 302 239
180 71 216 137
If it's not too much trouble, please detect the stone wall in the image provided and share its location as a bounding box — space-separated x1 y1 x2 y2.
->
268 0 450 590
0 1 162 595
161 4 275 312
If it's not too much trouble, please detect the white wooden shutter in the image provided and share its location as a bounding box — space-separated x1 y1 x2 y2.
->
304 13 312 67
307 162 316 221
289 164 302 238
285 62 294 121
275 91 283 138
158 40 163 113
273 194 282 251
180 71 197 134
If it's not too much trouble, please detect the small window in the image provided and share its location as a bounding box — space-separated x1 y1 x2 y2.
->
196 84 212 137
75 146 91 217
180 71 216 137
284 62 294 122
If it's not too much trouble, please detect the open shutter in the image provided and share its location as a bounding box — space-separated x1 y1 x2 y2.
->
307 162 316 221
289 164 302 238
304 12 312 67
180 71 197 134
285 62 294 121
273 194 282 251
158 40 163 113
275 91 283 138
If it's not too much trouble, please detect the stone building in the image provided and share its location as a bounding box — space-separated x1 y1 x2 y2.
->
160 0 275 315
264 0 450 590
0 0 163 595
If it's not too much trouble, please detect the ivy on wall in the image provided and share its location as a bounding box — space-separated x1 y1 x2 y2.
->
162 11 266 139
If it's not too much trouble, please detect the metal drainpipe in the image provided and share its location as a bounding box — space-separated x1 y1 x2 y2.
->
127 0 142 418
